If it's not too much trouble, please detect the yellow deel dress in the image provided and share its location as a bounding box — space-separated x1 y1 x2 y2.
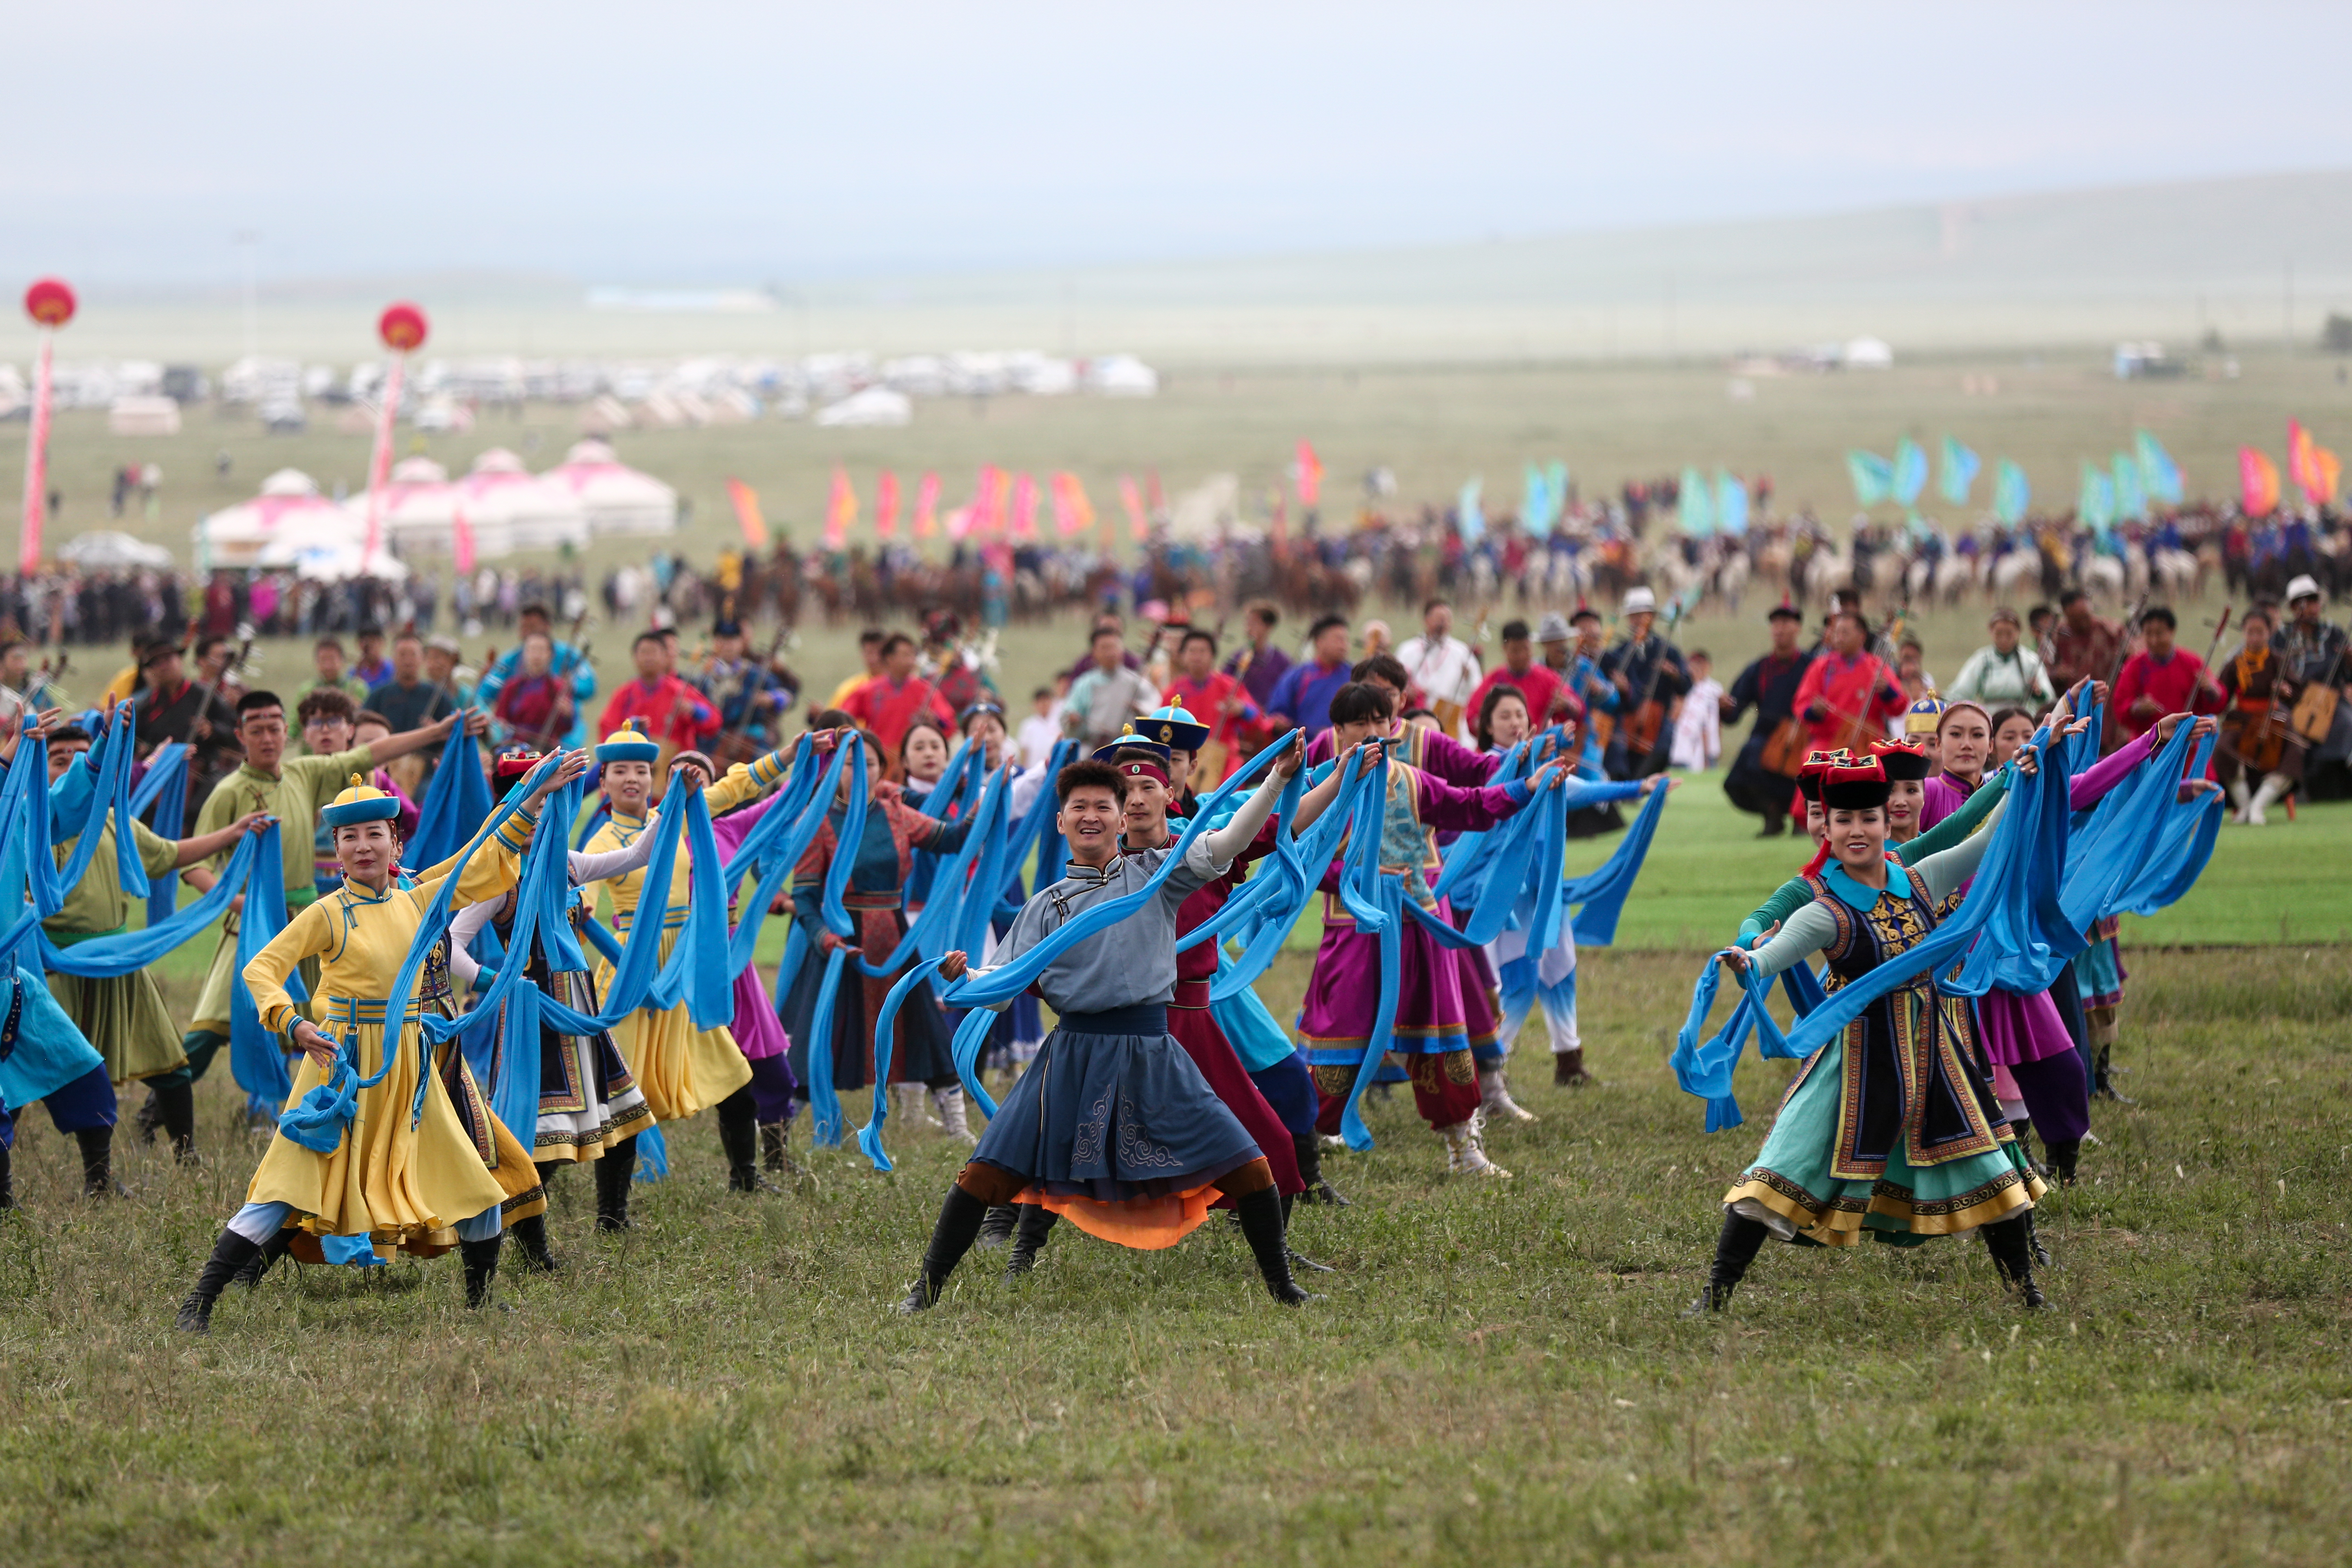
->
579 751 788 1122
242 811 548 1258
45 818 188 1083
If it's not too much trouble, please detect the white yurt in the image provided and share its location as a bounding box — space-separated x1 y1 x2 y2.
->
540 439 679 537
813 385 913 428
459 448 589 550
194 469 366 568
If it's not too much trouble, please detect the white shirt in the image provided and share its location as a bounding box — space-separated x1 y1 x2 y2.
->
1397 633 1482 707
1016 712 1061 771
1670 677 1724 769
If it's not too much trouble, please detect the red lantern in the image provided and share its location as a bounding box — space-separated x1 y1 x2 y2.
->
24 278 76 329
378 302 428 352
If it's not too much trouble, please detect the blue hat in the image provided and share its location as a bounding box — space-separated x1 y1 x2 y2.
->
1127 705 1210 755
321 773 401 829
595 718 660 763
1093 734 1172 770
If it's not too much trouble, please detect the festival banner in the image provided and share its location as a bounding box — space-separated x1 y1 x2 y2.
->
1147 470 1165 514
1520 463 1552 538
2135 430 2183 503
724 477 769 549
1295 440 1323 509
1993 459 2029 525
1939 436 1980 506
2111 453 2147 524
1050 471 1095 535
1457 477 1485 543
991 467 1016 537
913 471 940 538
452 503 477 574
874 470 900 539
963 465 1001 538
363 303 428 561
1118 475 1149 540
1677 466 1713 535
823 466 856 548
18 279 73 575
2078 461 2116 531
1891 437 1929 508
2239 447 2281 517
1846 449 1893 506
1716 470 1749 536
2288 419 2339 506
1009 472 1039 541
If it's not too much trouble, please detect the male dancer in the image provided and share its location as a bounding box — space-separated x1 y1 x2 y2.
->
896 742 1306 1312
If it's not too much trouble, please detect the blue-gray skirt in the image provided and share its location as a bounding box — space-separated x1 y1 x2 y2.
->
971 1004 1262 1202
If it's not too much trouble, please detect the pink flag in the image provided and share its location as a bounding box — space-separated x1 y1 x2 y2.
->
824 466 857 548
875 470 901 539
913 471 940 538
1295 439 1323 508
452 504 477 574
1009 472 1039 540
1118 476 1148 541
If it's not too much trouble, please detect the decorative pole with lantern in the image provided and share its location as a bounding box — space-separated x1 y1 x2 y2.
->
362 301 428 565
19 278 76 576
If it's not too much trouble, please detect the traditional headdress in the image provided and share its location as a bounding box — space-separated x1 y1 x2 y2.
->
1125 705 1209 755
1794 748 1846 804
1904 694 1946 737
1094 734 1172 787
321 773 401 828
493 747 544 784
1820 757 1893 811
595 717 659 763
1870 739 1932 781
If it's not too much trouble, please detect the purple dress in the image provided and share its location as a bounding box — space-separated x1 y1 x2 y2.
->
710 787 802 1121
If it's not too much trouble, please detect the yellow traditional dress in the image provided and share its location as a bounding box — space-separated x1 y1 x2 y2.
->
46 818 187 1083
242 802 547 1258
578 740 789 1122
189 745 377 1037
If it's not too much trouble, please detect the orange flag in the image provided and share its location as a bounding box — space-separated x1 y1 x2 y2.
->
991 468 1015 536
2290 419 2340 505
2239 448 2280 517
875 470 900 539
726 477 770 549
1118 476 1148 540
913 471 940 538
1295 439 1323 508
823 466 857 548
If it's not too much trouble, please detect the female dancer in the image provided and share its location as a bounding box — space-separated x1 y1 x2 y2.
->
176 755 587 1330
779 718 984 1141
577 721 796 1194
1702 756 2047 1311
446 748 664 1258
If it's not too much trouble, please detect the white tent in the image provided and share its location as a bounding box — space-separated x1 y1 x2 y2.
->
459 448 589 550
814 386 913 428
61 530 176 569
194 470 368 568
540 439 679 536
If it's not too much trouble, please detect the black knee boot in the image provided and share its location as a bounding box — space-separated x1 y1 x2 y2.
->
2091 1044 2133 1104
460 1235 503 1308
1685 1211 1770 1315
511 1213 561 1274
229 1227 298 1289
176 1229 264 1332
898 1185 990 1313
761 1122 805 1177
1234 1187 1316 1305
1981 1214 2048 1308
1004 1203 1057 1279
1293 1130 1348 1206
75 1127 115 1199
2043 1138 2080 1187
1281 1192 1335 1273
718 1090 772 1194
595 1137 637 1231
152 1081 199 1164
976 1204 1019 1249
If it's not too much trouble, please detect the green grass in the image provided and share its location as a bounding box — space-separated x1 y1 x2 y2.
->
2 946 2348 1565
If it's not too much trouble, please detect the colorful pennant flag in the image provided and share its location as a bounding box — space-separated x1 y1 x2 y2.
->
1847 450 1893 506
1009 472 1039 540
913 471 940 538
1521 463 1553 539
452 504 477 574
1295 440 1323 509
1892 437 1928 508
2240 448 2281 517
1047 472 1096 536
1678 466 1713 535
1939 436 1980 506
2134 431 2183 504
1118 476 1149 540
1457 477 1485 543
822 467 856 548
873 470 900 539
1716 470 1749 536
1992 459 2029 525
2077 461 2116 531
726 477 770 550
2289 419 2340 505
2111 453 2146 524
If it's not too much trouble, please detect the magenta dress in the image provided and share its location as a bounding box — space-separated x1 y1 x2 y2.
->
708 786 803 1122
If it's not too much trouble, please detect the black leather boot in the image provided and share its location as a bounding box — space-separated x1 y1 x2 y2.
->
2022 1209 2053 1270
1292 1131 1349 1207
152 1081 199 1164
898 1185 989 1313
1004 1203 1056 1279
134 1086 164 1146
976 1204 1019 1250
1981 1215 2049 1308
595 1137 637 1231
75 1127 116 1199
460 1236 503 1308
176 1230 264 1332
512 1213 561 1274
1234 1187 1317 1305
1684 1211 1769 1315
2044 1138 2080 1187
1281 1192 1335 1273
719 1094 774 1194
229 1227 297 1289
2091 1045 2135 1105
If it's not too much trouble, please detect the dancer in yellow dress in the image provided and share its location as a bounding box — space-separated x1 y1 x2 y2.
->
174 753 589 1331
576 720 795 1191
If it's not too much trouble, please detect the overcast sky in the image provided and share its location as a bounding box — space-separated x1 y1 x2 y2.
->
11 2 2352 287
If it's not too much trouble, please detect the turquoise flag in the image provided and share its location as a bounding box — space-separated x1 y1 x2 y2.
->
1546 461 1568 518
1847 450 1893 506
1521 463 1553 538
1458 477 1485 543
1893 437 1929 506
1716 470 1748 535
1940 436 1980 505
1679 466 1714 535
2078 461 2116 531
2112 453 2147 523
2135 430 2183 504
1993 459 2030 525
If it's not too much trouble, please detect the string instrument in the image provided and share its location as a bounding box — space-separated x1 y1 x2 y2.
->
187 635 254 754
2224 649 2292 777
2290 647 2345 746
713 624 790 770
1617 605 1686 764
1759 715 1809 779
